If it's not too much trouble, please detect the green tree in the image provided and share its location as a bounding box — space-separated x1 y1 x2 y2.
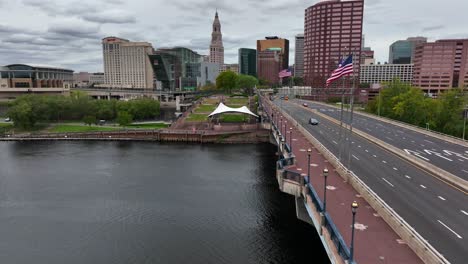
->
8 101 34 129
236 74 258 95
216 71 238 94
117 111 133 126
83 115 97 126
292 77 304 86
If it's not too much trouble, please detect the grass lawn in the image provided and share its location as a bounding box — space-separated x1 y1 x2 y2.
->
204 98 219 104
125 123 169 129
194 104 217 113
226 98 249 105
186 114 208 122
0 123 12 128
49 125 121 133
220 114 247 123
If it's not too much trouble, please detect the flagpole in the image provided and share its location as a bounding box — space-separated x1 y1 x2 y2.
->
338 52 346 161
346 52 356 169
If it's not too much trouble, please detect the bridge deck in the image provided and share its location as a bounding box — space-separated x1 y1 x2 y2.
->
265 103 422 264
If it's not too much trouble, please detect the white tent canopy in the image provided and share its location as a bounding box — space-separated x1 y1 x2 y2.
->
208 102 258 118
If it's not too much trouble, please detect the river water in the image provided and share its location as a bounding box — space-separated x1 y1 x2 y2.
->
0 142 328 264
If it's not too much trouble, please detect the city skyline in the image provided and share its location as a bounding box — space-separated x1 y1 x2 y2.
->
0 0 467 72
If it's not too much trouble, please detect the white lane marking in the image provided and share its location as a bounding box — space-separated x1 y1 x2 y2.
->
411 141 415 143
352 155 360 161
351 141 355 144
393 167 398 171
463 170 468 174
405 175 411 179
403 137 406 140
365 149 369 152
424 140 434 144
382 160 387 164
421 144 426 147
459 159 465 162
332 140 338 145
438 196 446 201
461 210 468 216
382 178 394 187
397 130 404 133
404 149 430 161
373 155 377 158
366 128 372 132
358 145 361 148
420 185 427 189
319 131 323 134
437 220 463 239
423 149 453 161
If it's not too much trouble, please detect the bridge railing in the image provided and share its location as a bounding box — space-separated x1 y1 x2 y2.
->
270 96 451 264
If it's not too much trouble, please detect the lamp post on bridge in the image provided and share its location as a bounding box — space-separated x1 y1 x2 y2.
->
350 201 359 263
289 127 293 152
279 118 283 136
307 148 312 183
283 120 287 135
323 168 329 212
281 137 285 154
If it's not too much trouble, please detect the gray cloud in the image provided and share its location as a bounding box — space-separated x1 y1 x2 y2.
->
81 10 136 24
423 25 445 32
2 0 468 72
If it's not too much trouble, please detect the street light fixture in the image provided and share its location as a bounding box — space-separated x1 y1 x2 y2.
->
281 137 285 154
350 201 359 262
307 148 312 183
323 168 329 212
284 120 287 135
289 127 293 152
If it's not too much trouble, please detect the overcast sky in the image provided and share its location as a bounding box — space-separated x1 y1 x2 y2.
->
0 0 467 72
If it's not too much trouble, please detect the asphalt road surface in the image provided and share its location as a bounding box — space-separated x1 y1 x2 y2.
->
274 100 468 264
297 100 468 181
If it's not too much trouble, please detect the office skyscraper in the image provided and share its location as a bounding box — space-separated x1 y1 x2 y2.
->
303 0 364 89
294 34 304 77
238 48 257 77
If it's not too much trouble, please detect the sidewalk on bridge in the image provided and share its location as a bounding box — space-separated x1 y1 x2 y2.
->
267 102 423 264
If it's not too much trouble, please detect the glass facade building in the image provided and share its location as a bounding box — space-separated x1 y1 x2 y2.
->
389 37 427 64
238 48 257 77
389 41 413 64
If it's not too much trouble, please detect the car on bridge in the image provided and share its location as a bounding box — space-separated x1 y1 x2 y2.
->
303 103 308 107
309 118 319 125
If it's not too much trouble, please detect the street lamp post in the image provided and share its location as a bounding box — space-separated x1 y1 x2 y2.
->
463 107 467 140
284 121 287 135
350 201 359 262
279 118 283 136
285 127 288 145
277 131 281 155
307 148 312 183
281 138 285 154
323 168 329 212
289 127 293 152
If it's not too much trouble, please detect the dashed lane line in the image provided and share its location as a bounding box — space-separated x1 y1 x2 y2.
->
393 167 398 171
462 170 468 174
332 140 338 145
461 210 468 216
352 155 360 161
382 178 395 187
405 175 412 179
382 160 387 164
373 155 377 158
438 196 446 201
437 220 463 239
420 185 427 189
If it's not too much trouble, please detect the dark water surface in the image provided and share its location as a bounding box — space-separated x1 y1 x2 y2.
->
0 142 328 264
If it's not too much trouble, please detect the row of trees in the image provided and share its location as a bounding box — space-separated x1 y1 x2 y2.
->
8 92 160 128
213 72 259 94
366 80 467 138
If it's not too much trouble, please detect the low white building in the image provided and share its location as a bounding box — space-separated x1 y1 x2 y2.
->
360 63 413 85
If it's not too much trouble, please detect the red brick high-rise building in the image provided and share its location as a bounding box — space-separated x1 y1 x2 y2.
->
303 0 364 93
413 39 468 95
256 36 290 85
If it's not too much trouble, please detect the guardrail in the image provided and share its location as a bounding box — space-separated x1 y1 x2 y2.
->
271 98 450 264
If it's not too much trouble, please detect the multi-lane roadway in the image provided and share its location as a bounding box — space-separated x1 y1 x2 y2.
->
274 99 468 264
300 100 468 181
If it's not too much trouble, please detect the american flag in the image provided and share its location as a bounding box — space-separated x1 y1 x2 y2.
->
326 54 353 87
278 68 292 78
